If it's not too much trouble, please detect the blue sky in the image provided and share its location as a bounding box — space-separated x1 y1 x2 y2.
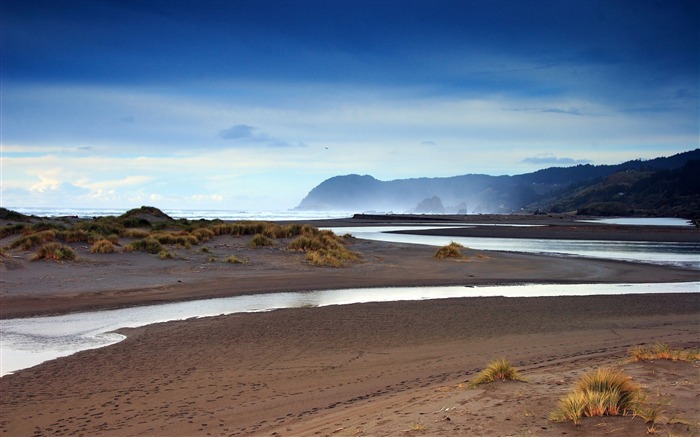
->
2 0 698 211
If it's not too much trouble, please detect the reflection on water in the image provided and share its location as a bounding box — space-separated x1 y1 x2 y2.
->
577 217 694 227
2 219 699 377
327 226 700 270
1 282 699 376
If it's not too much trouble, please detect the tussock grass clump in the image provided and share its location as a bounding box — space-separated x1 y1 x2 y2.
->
305 247 360 267
288 230 359 267
89 239 116 254
248 233 275 248
9 229 57 250
226 255 244 264
150 231 199 247
629 341 699 362
469 358 526 387
32 242 76 261
124 238 164 254
121 228 150 239
550 367 642 426
58 229 92 243
434 242 465 259
0 223 27 239
192 227 215 242
158 249 173 260
552 392 587 426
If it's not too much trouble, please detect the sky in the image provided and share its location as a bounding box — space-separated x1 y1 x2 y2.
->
2 0 698 211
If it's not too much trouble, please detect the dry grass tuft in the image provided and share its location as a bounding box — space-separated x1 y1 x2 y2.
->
248 233 275 248
288 229 359 267
551 367 643 426
434 242 465 259
31 242 76 261
124 238 164 254
469 358 526 387
9 229 57 250
226 255 244 264
89 239 116 254
629 341 699 362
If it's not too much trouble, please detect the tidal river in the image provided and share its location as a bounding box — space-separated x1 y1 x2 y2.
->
2 219 699 376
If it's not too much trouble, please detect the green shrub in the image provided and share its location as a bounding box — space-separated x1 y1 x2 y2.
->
469 358 526 387
32 242 76 261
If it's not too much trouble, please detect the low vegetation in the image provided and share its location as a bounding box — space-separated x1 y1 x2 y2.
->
550 367 664 430
288 228 359 267
248 233 275 248
89 239 116 254
629 341 700 362
434 242 465 259
32 243 77 262
1 206 358 266
468 358 526 387
124 238 164 254
225 255 244 264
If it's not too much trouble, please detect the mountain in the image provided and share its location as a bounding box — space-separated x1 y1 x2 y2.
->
295 149 700 218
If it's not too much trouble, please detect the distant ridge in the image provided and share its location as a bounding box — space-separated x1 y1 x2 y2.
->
296 149 700 218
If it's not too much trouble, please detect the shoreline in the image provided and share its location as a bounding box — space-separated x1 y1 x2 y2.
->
2 292 698 436
1 213 699 436
2 214 699 319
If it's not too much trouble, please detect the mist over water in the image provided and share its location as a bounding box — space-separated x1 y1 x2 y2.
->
7 207 356 221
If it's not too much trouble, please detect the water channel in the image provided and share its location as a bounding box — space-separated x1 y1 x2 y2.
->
1 220 699 376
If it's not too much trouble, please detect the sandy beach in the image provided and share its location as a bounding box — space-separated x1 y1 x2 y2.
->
1 214 699 436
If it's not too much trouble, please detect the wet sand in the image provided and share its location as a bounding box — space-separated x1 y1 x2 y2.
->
1 214 699 436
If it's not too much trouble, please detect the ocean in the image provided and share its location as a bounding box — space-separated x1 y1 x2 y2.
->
5 207 356 222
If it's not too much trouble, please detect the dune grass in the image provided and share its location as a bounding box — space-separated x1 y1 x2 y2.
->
468 358 526 388
550 367 644 426
2 209 358 266
629 341 699 362
89 239 116 254
9 229 57 250
434 242 465 259
124 238 164 254
31 243 77 261
226 255 244 264
248 233 275 248
288 229 359 267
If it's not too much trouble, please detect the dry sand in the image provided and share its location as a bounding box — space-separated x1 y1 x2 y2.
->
1 214 699 436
